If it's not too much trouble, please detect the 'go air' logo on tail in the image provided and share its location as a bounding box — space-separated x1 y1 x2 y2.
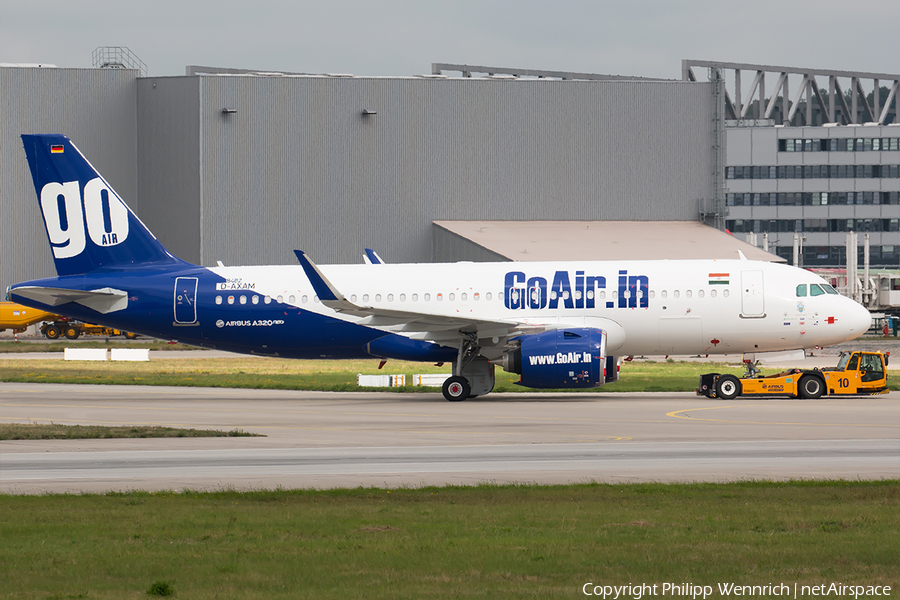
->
39 178 129 259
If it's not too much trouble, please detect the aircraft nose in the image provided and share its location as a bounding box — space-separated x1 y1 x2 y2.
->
844 299 871 337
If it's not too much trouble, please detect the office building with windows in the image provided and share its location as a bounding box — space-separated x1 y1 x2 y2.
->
681 61 900 269
725 124 900 267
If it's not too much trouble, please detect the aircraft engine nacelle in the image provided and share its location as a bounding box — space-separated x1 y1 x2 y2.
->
497 328 607 389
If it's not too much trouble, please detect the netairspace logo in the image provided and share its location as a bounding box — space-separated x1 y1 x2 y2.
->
581 582 893 599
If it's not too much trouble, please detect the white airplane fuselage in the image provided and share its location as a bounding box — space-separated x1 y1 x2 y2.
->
206 258 870 358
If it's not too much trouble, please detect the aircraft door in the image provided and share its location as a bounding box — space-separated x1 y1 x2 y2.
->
174 277 198 324
740 270 765 317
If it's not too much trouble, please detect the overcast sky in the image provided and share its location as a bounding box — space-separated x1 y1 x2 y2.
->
1 0 898 79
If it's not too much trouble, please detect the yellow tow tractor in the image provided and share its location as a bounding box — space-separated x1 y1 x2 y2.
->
40 319 139 340
698 351 890 400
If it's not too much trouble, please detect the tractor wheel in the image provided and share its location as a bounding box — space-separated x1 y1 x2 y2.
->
716 374 742 400
798 375 824 399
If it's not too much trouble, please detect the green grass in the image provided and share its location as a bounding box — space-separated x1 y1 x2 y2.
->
0 340 194 353
0 481 897 599
1 355 898 392
0 423 263 440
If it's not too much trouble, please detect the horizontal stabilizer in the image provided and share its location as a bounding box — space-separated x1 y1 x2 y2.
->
11 286 128 314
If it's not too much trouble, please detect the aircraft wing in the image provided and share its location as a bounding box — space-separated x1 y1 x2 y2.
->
294 250 542 342
11 286 129 314
362 248 385 264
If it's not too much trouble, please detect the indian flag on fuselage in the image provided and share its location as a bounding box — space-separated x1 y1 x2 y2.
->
708 273 730 285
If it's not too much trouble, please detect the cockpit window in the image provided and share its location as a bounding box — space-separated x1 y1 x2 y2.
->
809 284 825 296
796 284 807 297
822 284 838 295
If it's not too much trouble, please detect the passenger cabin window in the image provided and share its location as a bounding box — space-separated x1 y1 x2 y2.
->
796 284 807 297
810 284 825 296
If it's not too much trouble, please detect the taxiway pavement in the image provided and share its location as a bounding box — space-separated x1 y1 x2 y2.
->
2 383 898 493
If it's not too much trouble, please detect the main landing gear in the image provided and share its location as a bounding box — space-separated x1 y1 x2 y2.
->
441 331 495 401
442 376 470 402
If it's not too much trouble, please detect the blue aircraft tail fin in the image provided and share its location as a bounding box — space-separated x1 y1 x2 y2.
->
21 134 187 276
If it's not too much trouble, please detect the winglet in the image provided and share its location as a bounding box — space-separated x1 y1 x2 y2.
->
737 250 748 261
294 250 363 313
363 248 385 265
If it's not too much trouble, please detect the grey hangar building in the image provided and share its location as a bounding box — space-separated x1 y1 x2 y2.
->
0 55 898 296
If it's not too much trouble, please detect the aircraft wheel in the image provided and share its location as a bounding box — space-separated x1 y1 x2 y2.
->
65 326 81 340
442 376 470 402
798 375 824 399
716 374 741 400
44 325 61 340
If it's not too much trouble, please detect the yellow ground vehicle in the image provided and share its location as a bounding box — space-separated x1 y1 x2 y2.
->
698 351 890 400
0 301 58 333
40 320 139 340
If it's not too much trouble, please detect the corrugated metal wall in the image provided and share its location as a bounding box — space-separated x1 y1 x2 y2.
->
136 77 201 263
0 67 138 294
189 75 714 266
2 69 716 291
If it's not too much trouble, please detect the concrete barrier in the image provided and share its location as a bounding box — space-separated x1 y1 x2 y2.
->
111 348 150 361
412 374 450 387
357 374 406 387
64 348 108 361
